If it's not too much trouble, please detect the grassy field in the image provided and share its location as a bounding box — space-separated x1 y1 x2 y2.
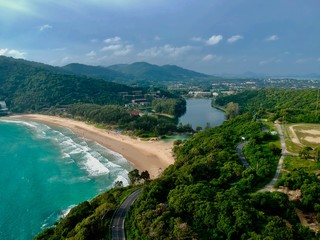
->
282 123 320 153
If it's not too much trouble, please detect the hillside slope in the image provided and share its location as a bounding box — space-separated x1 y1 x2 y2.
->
0 56 135 112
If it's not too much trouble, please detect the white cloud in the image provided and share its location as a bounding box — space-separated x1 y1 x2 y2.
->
202 54 214 61
138 45 192 58
113 45 133 56
137 47 161 58
206 35 223 45
104 36 121 44
86 50 96 57
202 54 222 62
317 57 320 62
101 44 122 51
0 1 35 15
101 37 133 56
0 48 8 55
191 37 203 42
227 35 243 43
101 44 133 56
0 48 26 58
39 24 52 31
265 35 279 41
154 36 161 41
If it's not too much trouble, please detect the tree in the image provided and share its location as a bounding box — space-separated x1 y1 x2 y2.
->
225 102 239 120
141 170 150 181
128 169 141 184
114 181 123 188
299 146 313 160
195 126 202 132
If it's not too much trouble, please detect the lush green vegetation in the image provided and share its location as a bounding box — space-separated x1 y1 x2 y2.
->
0 56 190 137
52 103 191 137
215 89 320 123
35 113 317 239
125 113 315 239
151 98 186 117
34 186 138 240
0 56 134 112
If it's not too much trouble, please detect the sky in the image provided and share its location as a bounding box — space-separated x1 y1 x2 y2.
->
0 0 319 75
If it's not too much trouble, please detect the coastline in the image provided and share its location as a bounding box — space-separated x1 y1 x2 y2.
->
7 114 175 179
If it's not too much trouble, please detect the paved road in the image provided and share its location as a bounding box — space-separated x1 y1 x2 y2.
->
259 123 286 192
111 188 142 240
236 124 294 192
236 141 250 169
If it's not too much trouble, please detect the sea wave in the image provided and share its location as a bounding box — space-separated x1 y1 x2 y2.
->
2 119 131 180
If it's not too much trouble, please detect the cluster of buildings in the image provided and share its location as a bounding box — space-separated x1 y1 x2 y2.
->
121 90 162 109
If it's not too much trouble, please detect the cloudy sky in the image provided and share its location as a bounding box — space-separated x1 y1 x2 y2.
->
0 0 319 75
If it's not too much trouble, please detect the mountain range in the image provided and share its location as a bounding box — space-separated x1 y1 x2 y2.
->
1 56 207 112
62 61 212 84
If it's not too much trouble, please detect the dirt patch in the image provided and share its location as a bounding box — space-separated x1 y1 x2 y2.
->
300 129 320 135
288 125 303 146
305 136 320 144
295 208 320 233
277 186 320 233
276 186 301 202
288 124 320 146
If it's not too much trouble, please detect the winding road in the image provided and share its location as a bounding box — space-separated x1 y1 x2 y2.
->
237 123 290 192
259 123 286 191
111 188 142 240
236 141 250 169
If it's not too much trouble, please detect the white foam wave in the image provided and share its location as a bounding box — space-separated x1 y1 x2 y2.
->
81 153 110 176
113 173 130 187
60 205 77 218
2 119 131 182
0 119 39 129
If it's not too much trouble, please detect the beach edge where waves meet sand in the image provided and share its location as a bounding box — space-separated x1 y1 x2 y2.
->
9 114 175 179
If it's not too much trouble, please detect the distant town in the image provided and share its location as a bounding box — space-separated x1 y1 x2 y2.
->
168 78 320 98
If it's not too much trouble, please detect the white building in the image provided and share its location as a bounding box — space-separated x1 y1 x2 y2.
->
0 101 8 111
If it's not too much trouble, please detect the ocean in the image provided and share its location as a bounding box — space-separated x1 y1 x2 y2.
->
0 119 133 240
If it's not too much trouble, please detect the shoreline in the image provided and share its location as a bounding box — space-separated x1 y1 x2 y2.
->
6 114 175 179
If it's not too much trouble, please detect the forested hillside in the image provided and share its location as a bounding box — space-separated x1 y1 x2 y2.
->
215 89 320 123
126 113 314 239
63 61 213 85
62 63 131 82
35 113 317 239
0 56 135 112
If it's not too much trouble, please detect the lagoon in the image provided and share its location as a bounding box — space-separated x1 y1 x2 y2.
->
179 98 225 130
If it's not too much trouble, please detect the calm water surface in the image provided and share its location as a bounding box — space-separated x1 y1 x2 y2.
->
179 98 225 130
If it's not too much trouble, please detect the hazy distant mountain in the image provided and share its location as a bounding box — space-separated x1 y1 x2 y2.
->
62 63 131 82
63 61 211 83
108 62 209 80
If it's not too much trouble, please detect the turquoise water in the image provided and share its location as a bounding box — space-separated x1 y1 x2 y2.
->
0 120 133 240
179 98 225 130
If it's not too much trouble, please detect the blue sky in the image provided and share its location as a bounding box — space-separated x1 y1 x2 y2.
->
0 0 319 75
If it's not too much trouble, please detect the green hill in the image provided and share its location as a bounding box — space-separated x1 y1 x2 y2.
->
35 113 317 239
62 63 131 82
62 61 212 85
0 56 135 112
215 89 320 123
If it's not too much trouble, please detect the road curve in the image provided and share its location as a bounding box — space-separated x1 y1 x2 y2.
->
259 123 286 192
111 188 142 240
236 141 250 169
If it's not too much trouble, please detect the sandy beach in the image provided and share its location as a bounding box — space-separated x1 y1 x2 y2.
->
8 114 175 179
